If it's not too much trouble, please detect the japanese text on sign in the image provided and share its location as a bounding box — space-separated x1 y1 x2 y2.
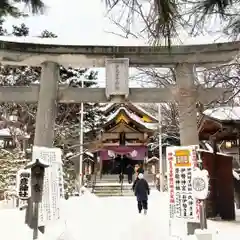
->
32 146 62 226
167 145 200 222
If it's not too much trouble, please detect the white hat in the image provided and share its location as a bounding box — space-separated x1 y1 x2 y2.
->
138 173 144 179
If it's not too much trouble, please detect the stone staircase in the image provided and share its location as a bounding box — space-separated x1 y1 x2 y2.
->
91 174 156 197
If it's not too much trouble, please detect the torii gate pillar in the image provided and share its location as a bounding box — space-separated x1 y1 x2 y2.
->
34 61 59 147
175 63 201 234
176 63 199 145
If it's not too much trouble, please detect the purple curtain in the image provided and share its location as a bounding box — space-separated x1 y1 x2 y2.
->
99 146 147 160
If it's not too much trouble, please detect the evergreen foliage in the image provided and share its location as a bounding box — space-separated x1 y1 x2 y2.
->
0 0 44 18
0 149 28 190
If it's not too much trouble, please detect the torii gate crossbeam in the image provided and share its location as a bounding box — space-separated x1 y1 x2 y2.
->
0 85 228 103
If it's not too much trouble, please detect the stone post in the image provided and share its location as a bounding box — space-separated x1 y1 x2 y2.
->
175 63 199 145
175 63 201 234
34 62 59 146
29 61 59 233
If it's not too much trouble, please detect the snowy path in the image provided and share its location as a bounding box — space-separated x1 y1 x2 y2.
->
1 191 240 239
43 190 171 240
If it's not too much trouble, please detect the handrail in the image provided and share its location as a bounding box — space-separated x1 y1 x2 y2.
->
91 172 97 193
120 179 123 196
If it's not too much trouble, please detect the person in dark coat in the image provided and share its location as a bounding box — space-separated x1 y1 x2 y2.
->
134 173 150 215
132 163 143 191
126 164 134 184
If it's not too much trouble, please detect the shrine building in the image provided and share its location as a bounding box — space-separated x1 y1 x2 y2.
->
88 103 158 176
198 106 240 220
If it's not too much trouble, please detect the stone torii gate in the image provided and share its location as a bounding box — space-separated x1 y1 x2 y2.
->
0 38 238 148
0 37 239 233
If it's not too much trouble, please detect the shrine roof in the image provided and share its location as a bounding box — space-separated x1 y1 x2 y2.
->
0 128 30 138
198 149 233 158
198 107 240 141
105 106 158 131
203 106 240 122
131 104 158 122
102 102 158 122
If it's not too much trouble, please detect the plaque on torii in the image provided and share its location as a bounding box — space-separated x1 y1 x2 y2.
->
105 58 129 102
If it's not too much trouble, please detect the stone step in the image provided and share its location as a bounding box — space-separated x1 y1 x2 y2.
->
94 189 133 194
96 192 134 197
95 174 154 181
90 173 156 197
94 192 133 197
92 182 134 197
93 187 132 192
94 189 134 197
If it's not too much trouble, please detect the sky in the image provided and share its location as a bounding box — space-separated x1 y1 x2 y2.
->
2 0 227 87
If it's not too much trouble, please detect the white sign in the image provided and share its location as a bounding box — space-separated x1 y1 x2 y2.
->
192 168 209 200
167 145 200 222
32 146 62 226
105 58 129 99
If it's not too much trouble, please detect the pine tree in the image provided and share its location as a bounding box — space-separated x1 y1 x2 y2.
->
12 23 29 36
0 0 44 18
0 149 29 191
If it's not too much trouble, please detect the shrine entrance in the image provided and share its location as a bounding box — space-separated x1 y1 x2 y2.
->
102 154 143 174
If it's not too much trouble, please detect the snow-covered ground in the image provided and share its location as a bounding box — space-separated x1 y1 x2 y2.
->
1 190 240 239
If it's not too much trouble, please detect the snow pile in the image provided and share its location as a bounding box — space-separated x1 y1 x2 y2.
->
44 189 105 240
0 208 43 239
1 189 240 240
0 189 104 240
0 199 15 209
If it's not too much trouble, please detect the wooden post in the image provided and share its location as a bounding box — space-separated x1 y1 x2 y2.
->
27 61 59 235
175 63 201 234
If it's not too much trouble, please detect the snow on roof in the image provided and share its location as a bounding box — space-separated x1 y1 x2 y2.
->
198 149 232 157
200 141 214 153
0 36 148 46
233 170 240 180
147 156 159 163
106 107 158 130
203 106 240 121
85 151 94 158
101 102 158 121
0 128 30 138
205 142 213 152
134 104 158 121
99 103 114 112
